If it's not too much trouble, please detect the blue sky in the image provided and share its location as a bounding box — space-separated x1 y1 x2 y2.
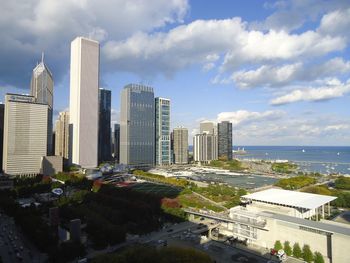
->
0 0 350 146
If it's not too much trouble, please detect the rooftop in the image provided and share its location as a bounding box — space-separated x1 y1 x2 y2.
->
242 188 336 210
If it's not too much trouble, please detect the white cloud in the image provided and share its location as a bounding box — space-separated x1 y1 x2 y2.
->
217 110 285 126
230 57 350 89
270 79 350 105
318 7 350 38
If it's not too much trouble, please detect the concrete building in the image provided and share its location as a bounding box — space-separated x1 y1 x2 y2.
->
0 104 4 172
41 156 63 176
113 124 120 163
187 189 349 263
55 111 70 160
155 97 171 166
218 121 233 160
98 88 112 163
69 37 99 168
173 127 188 164
120 84 155 167
193 133 218 163
30 53 54 155
200 121 216 135
3 94 48 176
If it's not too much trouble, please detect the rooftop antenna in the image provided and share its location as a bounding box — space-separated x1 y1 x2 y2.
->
41 52 44 63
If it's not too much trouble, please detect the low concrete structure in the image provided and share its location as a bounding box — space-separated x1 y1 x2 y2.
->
41 156 63 176
186 189 350 263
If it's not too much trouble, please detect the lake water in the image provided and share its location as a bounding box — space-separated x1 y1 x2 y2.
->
234 146 350 175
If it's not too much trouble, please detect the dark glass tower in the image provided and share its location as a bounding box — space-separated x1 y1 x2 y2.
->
218 121 233 160
98 88 112 163
113 124 120 163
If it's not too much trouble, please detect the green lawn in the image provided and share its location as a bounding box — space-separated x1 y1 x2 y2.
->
130 182 181 198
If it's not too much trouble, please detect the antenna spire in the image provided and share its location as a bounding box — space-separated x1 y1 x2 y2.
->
41 52 44 63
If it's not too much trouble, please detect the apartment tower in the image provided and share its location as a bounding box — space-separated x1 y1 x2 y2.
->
218 121 233 160
155 97 171 166
173 127 188 164
55 111 70 160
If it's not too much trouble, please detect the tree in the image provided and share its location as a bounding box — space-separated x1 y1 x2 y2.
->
302 244 313 263
274 240 283 251
314 252 325 263
284 241 292 256
293 243 302 258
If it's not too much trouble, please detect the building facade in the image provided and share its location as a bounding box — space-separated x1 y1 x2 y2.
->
120 84 155 167
155 97 171 166
173 127 188 164
0 104 4 172
55 111 70 160
98 88 112 163
193 133 218 163
69 37 99 168
3 94 48 176
113 124 120 163
30 54 54 155
218 121 233 160
200 121 216 135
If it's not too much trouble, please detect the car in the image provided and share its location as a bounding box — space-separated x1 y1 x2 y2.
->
200 217 205 221
166 229 173 233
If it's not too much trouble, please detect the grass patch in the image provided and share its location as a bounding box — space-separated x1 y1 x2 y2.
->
275 176 316 190
271 162 297 174
208 159 244 171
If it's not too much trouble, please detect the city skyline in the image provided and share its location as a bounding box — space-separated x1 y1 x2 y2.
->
0 1 350 146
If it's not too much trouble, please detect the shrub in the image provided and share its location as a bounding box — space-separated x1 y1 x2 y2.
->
293 243 302 258
274 240 283 251
284 241 292 256
314 251 325 263
302 244 313 263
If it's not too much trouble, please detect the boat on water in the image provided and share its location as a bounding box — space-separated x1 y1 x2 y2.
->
302 149 305 153
246 182 255 185
233 147 247 155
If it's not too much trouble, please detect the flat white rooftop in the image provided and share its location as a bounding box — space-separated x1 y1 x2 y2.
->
242 188 336 210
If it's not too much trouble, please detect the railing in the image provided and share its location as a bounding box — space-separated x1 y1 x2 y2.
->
185 208 267 229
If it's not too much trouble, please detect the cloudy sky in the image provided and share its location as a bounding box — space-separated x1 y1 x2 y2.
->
1 0 350 146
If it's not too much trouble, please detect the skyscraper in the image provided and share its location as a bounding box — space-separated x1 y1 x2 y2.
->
0 104 4 172
193 133 218 163
55 111 70 160
30 53 54 155
120 84 154 167
113 124 120 163
218 121 233 160
69 37 99 168
3 94 48 176
173 127 188 164
98 88 112 163
155 97 170 166
200 121 216 135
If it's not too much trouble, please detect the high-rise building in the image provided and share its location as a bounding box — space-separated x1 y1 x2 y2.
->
30 53 54 155
218 121 233 160
200 121 216 135
173 127 188 164
3 94 48 176
113 124 120 163
120 84 155 167
98 88 112 163
69 37 99 168
155 97 170 166
193 133 218 163
55 111 70 160
0 104 4 172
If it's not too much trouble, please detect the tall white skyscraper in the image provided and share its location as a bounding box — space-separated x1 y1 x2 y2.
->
69 37 99 168
3 94 48 176
30 53 54 155
120 84 155 167
155 97 171 166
